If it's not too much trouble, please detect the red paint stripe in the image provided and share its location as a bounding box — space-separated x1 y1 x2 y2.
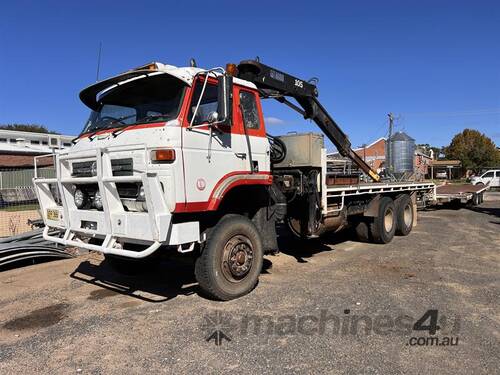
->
174 172 272 213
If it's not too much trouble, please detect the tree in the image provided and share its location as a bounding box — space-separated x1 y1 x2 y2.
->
0 123 59 134
444 129 500 172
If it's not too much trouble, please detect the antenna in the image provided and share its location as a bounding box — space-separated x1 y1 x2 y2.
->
96 42 102 81
190 58 197 67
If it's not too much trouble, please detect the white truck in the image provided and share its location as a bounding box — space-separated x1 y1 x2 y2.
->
33 60 434 300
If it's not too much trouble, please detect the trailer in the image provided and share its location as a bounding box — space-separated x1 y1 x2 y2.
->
33 59 435 300
434 183 489 206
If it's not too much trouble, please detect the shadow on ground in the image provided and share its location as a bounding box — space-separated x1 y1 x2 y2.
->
70 226 361 302
468 205 500 219
276 226 355 263
70 254 199 303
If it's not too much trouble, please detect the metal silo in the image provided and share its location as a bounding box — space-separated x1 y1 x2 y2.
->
387 131 415 175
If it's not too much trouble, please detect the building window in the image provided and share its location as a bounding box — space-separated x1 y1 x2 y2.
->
63 143 72 147
42 141 48 145
31 140 40 145
0 138 7 143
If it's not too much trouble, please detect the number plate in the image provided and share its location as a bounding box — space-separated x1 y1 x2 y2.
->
46 209 60 221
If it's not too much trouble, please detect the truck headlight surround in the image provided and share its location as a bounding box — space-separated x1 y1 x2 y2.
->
93 190 103 210
137 185 146 201
137 185 147 211
74 188 87 208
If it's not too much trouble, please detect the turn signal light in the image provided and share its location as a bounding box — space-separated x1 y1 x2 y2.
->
226 63 238 76
152 149 176 163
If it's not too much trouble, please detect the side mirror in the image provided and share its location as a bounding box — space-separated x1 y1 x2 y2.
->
217 74 233 126
207 111 218 124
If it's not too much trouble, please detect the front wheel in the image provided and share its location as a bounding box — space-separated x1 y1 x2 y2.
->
195 214 264 300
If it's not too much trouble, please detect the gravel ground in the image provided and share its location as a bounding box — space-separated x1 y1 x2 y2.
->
0 201 499 374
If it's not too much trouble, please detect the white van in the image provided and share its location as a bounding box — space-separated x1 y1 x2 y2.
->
470 170 500 187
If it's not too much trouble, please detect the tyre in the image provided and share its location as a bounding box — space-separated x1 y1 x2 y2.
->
369 196 396 244
394 194 414 236
472 193 480 206
195 214 264 300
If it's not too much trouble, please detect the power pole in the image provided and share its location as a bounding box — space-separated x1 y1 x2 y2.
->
387 113 394 174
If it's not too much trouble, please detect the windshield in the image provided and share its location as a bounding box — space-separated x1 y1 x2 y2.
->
81 74 186 134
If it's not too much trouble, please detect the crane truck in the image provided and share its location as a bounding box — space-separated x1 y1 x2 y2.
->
33 59 434 300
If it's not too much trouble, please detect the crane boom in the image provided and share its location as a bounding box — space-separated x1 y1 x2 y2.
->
236 60 381 182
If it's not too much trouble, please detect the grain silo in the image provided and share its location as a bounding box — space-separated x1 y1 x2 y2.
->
387 131 415 175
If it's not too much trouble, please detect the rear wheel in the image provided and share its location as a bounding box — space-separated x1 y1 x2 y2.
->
395 194 414 236
369 196 396 244
195 214 263 300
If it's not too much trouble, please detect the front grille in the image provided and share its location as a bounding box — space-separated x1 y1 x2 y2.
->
72 158 133 177
111 158 133 176
72 161 93 177
116 183 140 198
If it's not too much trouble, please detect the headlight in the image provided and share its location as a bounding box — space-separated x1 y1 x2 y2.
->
93 190 103 210
137 185 146 201
74 189 87 208
137 185 147 211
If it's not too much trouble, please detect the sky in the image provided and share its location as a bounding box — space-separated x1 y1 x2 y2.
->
1 0 499 152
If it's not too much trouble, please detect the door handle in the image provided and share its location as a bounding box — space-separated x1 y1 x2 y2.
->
234 153 247 159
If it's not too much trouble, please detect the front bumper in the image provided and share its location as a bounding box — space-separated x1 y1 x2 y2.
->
33 144 199 258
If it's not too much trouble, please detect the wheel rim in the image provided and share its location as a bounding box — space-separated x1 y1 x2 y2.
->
403 204 412 227
384 208 394 232
221 235 254 282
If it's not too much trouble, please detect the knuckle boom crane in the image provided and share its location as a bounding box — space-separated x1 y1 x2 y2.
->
236 60 381 182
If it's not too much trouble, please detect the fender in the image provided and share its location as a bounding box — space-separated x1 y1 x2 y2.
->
174 171 272 213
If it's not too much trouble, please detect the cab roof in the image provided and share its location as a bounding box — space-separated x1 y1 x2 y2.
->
79 62 257 110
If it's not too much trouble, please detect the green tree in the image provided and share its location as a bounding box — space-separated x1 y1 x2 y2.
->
0 123 59 134
444 129 500 172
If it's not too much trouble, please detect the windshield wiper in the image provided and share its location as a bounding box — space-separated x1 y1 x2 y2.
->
111 114 169 137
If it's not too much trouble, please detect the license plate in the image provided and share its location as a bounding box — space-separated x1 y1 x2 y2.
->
46 209 60 221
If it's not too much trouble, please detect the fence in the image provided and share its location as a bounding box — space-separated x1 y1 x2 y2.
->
0 167 55 238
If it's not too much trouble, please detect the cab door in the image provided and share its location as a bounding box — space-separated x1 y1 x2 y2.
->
233 85 270 174
180 77 248 209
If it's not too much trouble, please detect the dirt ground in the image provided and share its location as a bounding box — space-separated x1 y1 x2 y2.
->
0 209 40 237
0 201 499 374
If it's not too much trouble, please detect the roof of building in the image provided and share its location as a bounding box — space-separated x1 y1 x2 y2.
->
352 137 386 152
431 159 461 166
328 137 386 157
0 129 75 155
0 153 53 168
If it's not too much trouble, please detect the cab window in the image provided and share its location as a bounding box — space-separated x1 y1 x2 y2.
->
188 80 218 125
239 91 260 129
